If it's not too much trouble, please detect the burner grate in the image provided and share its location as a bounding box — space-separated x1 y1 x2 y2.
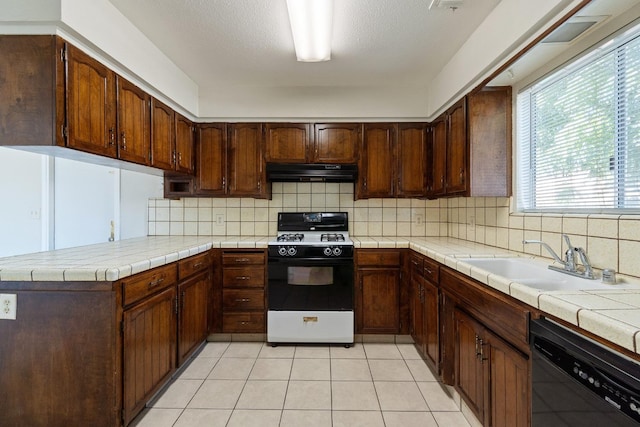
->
321 233 345 242
277 233 305 242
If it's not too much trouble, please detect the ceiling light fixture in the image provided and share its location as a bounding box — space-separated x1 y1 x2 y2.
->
286 0 333 62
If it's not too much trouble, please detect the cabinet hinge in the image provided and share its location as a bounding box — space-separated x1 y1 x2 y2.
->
62 126 68 139
60 45 67 63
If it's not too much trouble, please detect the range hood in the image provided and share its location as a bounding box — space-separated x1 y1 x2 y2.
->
266 163 357 182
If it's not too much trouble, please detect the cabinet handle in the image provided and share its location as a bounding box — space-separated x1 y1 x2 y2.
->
479 339 488 362
193 262 204 269
412 260 419 266
475 335 481 358
121 132 127 150
235 298 251 302
459 168 464 184
424 268 432 275
235 276 250 281
148 277 165 288
172 150 177 166
178 152 183 164
109 128 115 146
241 321 249 325
222 177 226 189
235 258 250 263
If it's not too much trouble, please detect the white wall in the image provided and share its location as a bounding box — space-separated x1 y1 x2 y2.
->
120 169 163 240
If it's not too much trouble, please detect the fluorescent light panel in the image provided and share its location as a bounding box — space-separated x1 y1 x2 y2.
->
286 0 333 62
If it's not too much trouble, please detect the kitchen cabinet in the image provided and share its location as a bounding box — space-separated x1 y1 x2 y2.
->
264 123 310 163
228 123 268 198
220 251 266 333
175 113 195 174
151 98 175 170
409 253 440 370
429 115 447 196
313 123 360 163
355 250 402 334
194 123 227 195
440 266 531 427
116 76 151 166
397 123 429 197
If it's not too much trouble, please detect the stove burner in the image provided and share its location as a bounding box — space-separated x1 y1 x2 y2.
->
277 233 304 242
321 233 345 242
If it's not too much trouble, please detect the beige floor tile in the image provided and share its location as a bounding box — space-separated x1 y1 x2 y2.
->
332 381 380 411
368 359 413 381
374 381 429 411
151 379 202 408
331 359 372 381
406 359 439 381
226 409 281 427
235 380 288 409
290 358 331 380
131 408 182 427
396 343 423 359
179 357 219 380
188 379 245 409
258 344 296 358
418 381 460 411
332 410 385 427
207 357 255 380
382 411 439 427
280 410 332 427
432 411 472 427
222 342 263 358
197 342 229 358
330 343 367 359
173 409 232 427
363 343 403 359
249 358 293 380
284 380 332 410
295 345 331 358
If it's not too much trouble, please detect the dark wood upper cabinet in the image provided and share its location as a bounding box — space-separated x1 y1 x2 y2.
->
358 123 396 198
264 123 310 163
228 123 268 198
313 123 360 163
195 123 227 195
116 76 151 165
397 123 428 198
151 98 175 170
67 42 118 158
430 116 447 197
175 113 195 174
445 99 468 196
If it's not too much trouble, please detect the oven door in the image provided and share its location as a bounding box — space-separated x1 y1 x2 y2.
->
268 256 354 311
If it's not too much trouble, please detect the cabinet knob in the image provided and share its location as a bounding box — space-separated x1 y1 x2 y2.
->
109 128 115 146
121 132 127 150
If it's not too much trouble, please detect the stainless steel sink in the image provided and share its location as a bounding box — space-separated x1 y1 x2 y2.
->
460 257 632 291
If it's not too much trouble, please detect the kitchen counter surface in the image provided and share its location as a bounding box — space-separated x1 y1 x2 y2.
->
1 235 639 355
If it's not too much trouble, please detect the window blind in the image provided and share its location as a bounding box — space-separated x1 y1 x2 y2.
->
518 25 640 211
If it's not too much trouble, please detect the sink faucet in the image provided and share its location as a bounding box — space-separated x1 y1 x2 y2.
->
523 234 596 280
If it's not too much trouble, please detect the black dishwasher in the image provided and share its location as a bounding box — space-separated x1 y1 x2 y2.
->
530 318 640 426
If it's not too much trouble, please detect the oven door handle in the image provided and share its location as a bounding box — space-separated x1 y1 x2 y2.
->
268 257 353 266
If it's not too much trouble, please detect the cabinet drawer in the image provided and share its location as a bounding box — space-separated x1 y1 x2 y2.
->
223 312 265 333
409 254 424 278
223 252 265 266
357 250 401 267
178 251 211 280
423 257 440 284
122 264 178 306
223 266 264 287
223 289 264 310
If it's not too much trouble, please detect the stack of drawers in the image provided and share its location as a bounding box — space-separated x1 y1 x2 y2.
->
221 250 266 333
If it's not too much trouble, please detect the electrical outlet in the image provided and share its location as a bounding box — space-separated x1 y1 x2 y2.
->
415 214 424 225
216 214 225 225
0 294 17 320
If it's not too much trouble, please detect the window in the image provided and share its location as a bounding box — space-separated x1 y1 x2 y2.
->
517 23 640 212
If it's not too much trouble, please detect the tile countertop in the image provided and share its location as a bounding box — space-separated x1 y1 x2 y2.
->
1 235 639 355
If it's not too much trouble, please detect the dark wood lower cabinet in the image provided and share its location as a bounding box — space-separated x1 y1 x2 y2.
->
177 270 209 366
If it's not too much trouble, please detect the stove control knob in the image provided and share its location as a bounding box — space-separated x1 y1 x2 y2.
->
323 247 333 256
278 246 288 256
332 247 342 256
287 247 297 256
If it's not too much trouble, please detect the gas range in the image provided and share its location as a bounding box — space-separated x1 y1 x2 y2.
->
268 212 353 259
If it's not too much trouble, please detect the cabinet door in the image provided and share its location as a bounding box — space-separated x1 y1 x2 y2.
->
430 116 447 197
487 329 529 427
397 123 428 198
358 123 395 198
455 309 486 423
175 113 195 174
446 99 468 195
123 286 176 426
196 123 227 195
228 123 266 197
117 76 151 165
178 272 209 365
357 268 400 334
66 44 117 157
313 123 360 163
423 279 439 368
150 98 175 170
265 123 310 163
410 275 424 350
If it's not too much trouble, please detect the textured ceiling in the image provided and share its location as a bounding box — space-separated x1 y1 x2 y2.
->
108 0 502 117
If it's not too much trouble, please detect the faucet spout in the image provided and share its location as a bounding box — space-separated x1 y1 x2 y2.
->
522 239 565 265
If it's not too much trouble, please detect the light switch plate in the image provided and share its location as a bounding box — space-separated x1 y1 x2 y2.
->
0 294 17 320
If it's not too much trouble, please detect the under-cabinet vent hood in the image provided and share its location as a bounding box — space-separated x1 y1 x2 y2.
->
266 163 357 182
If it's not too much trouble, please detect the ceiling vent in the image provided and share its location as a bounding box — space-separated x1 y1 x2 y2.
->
542 16 608 44
429 0 464 11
